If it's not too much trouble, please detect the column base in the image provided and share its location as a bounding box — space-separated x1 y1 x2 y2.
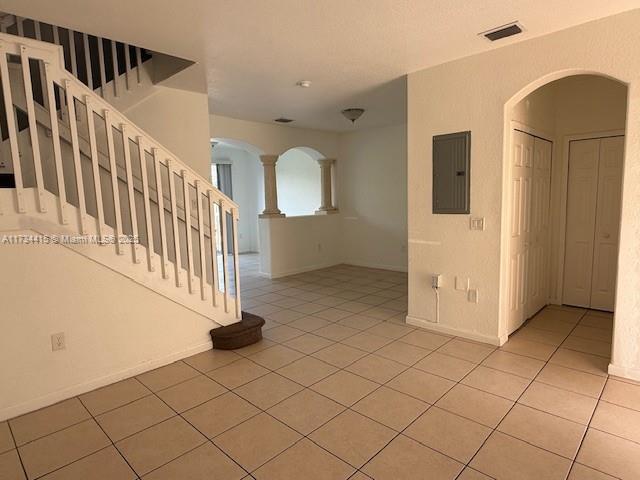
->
315 208 339 215
259 212 286 218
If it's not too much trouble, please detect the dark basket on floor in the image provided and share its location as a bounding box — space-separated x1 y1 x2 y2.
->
210 312 265 350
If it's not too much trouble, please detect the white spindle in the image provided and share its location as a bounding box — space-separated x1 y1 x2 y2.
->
232 207 242 318
167 159 182 287
85 97 105 236
97 37 106 97
65 81 88 233
52 26 60 45
110 40 118 97
153 148 169 278
83 33 93 90
33 21 48 110
68 29 78 77
138 138 155 272
208 190 219 307
220 200 230 313
0 45 25 212
0 17 7 34
121 124 140 263
124 44 131 90
135 47 142 84
182 170 195 293
44 63 68 224
195 181 207 300
104 110 123 254
20 46 46 213
16 17 24 37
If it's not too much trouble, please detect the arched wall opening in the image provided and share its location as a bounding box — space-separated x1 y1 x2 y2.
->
211 138 264 255
500 73 628 360
276 147 323 216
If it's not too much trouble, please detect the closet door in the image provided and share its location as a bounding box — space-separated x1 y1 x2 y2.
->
526 138 552 317
590 136 624 311
508 130 534 333
563 139 600 307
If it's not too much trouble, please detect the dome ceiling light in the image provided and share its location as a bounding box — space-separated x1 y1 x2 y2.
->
341 108 365 124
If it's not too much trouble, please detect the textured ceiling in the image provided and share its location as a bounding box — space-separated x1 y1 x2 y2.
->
3 1 639 131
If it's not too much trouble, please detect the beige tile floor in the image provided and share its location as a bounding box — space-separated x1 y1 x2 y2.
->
2 253 638 479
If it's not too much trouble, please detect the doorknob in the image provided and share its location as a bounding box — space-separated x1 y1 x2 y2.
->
603 233 611 239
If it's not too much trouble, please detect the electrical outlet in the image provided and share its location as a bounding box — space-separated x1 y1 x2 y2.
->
51 332 66 351
468 289 479 303
431 274 443 288
317 243 322 252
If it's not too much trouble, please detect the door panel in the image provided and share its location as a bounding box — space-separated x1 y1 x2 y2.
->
508 130 534 334
590 136 623 311
526 138 552 317
563 139 600 307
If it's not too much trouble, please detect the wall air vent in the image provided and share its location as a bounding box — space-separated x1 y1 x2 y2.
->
274 118 294 123
481 22 523 42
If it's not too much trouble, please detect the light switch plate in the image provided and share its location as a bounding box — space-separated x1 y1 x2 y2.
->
470 217 485 231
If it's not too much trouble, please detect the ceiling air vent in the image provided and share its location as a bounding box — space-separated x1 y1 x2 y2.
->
274 118 294 123
481 22 523 41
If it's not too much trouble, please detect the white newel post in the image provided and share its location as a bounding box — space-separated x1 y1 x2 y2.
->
316 158 338 214
259 154 285 218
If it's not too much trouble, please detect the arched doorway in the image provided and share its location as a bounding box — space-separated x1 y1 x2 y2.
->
211 138 264 281
500 73 628 365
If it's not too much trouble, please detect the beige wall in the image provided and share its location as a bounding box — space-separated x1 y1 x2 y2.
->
210 116 408 273
338 124 408 271
210 115 339 158
126 65 212 180
0 236 216 421
258 215 343 278
407 9 640 381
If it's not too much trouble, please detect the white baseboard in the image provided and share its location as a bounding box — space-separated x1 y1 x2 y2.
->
262 261 343 279
406 315 507 346
0 341 213 422
344 260 408 273
608 363 640 382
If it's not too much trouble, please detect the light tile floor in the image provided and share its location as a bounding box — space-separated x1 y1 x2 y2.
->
2 254 638 479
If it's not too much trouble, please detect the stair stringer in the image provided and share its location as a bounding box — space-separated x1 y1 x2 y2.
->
0 187 237 326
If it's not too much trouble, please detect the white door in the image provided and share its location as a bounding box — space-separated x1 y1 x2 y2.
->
508 130 534 333
563 136 623 311
563 139 600 307
526 138 552 317
590 136 624 311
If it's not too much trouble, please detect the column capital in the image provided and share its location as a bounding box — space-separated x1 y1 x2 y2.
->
317 158 336 167
259 154 279 166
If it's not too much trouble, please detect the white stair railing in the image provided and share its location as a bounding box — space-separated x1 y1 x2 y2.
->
0 13 146 99
0 33 241 324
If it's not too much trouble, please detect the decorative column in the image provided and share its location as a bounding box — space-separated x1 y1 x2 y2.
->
316 158 338 214
259 154 285 218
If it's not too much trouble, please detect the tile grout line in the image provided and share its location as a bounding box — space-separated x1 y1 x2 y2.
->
459 308 592 480
6 421 29 480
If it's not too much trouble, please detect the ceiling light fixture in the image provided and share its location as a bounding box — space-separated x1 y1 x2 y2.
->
296 80 312 88
341 108 365 124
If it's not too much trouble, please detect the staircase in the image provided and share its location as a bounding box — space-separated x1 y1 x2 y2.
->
0 31 242 326
0 13 153 103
